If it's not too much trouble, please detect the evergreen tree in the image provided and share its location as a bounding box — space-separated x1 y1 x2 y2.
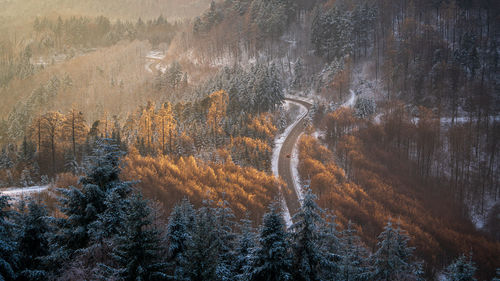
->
213 199 237 281
14 200 52 281
338 222 369 281
183 203 220 281
371 220 423 281
50 140 125 261
444 254 477 281
109 193 167 281
311 7 353 61
293 58 305 90
251 202 292 281
290 188 326 281
0 196 17 281
166 199 194 280
234 217 256 281
317 212 342 281
354 98 376 119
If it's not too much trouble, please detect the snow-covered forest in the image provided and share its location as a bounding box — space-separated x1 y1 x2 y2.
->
0 0 499 280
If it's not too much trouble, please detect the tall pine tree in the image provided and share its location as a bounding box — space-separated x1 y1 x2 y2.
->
251 202 292 281
290 188 326 281
371 220 423 281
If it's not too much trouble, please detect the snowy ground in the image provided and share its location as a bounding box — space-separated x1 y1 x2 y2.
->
0 185 50 198
146 50 166 60
344 90 356 108
468 194 497 229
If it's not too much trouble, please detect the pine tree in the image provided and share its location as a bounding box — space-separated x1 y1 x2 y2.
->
0 196 17 281
317 212 342 280
166 199 194 280
293 58 305 91
444 254 477 281
251 202 292 281
354 98 376 119
290 188 326 281
213 199 237 281
234 217 256 281
371 220 423 281
51 140 125 260
110 193 167 281
182 203 226 281
311 7 353 61
14 200 52 281
338 221 369 281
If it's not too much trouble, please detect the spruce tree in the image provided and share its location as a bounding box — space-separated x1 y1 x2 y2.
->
0 196 17 281
183 203 221 281
14 200 52 281
444 254 477 281
290 188 326 281
166 199 194 280
234 217 256 281
110 193 167 281
251 202 292 281
50 140 126 262
293 58 304 90
214 199 237 281
338 221 369 281
318 212 342 280
371 220 423 281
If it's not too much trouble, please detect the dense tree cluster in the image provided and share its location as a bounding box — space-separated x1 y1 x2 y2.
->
0 45 35 87
194 0 296 40
1 146 452 280
302 103 500 278
121 149 281 223
0 75 283 186
33 15 177 50
196 64 284 114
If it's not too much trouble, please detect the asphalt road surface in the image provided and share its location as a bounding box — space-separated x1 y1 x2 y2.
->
279 98 312 217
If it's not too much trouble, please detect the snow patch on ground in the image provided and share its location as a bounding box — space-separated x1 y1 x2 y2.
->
156 63 167 74
437 272 449 281
312 130 325 139
146 50 166 60
291 133 304 202
0 185 50 197
468 195 497 229
281 195 293 228
145 60 154 73
343 90 357 108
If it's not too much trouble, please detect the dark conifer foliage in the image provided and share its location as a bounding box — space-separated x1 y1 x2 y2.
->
14 200 52 281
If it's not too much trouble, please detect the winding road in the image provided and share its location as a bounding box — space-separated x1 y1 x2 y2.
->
277 98 312 218
278 92 355 222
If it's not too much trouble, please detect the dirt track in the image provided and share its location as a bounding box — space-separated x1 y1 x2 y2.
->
279 98 312 217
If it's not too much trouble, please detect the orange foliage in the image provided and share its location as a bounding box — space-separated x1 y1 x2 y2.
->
247 113 277 140
230 136 271 170
297 134 500 276
121 151 281 223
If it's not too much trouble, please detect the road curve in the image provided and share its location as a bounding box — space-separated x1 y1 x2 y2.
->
279 98 312 218
145 57 164 74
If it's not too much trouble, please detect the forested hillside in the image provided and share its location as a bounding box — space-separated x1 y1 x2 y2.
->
0 0 499 280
